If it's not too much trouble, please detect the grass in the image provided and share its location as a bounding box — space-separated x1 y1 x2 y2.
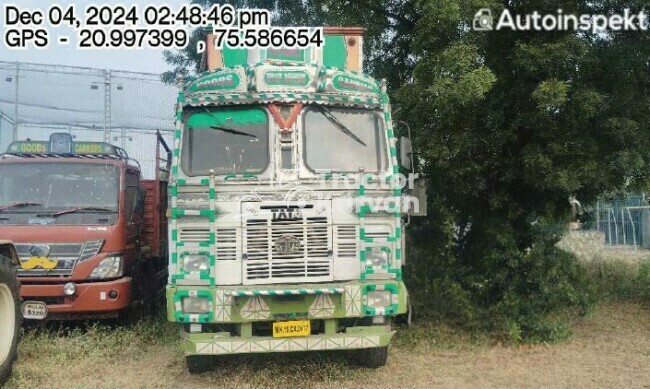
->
6 315 488 389
7 318 178 388
7 302 650 388
6 244 650 388
581 255 650 302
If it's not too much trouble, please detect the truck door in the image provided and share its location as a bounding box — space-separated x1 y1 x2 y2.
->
124 170 144 253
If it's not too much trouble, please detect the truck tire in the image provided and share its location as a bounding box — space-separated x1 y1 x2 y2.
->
0 254 20 385
352 346 389 368
186 355 216 374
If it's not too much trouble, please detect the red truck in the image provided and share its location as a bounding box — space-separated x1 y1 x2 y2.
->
0 133 168 320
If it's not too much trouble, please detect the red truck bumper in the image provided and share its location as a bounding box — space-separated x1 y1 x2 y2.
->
20 277 132 319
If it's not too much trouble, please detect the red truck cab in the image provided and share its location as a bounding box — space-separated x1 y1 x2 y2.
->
0 133 168 320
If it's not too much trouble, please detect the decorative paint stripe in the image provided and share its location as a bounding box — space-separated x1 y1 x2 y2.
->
228 288 344 297
190 334 388 355
183 93 381 108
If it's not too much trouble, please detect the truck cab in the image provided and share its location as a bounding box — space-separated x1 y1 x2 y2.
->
0 134 168 320
167 27 413 371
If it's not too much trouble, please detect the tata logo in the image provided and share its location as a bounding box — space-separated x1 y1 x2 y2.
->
274 235 301 255
270 207 303 221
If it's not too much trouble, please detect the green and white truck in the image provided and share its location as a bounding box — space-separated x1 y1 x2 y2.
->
166 27 419 372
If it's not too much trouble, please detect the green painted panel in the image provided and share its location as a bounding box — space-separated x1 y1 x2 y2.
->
186 108 267 128
323 35 347 69
223 46 248 67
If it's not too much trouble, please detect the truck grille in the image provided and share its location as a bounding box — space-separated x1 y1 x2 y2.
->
243 202 333 284
15 243 84 277
216 228 238 261
335 225 358 258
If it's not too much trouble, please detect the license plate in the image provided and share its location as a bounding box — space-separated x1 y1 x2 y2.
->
272 320 311 338
22 301 48 320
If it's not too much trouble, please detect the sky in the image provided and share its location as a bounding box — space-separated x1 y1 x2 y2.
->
0 0 189 74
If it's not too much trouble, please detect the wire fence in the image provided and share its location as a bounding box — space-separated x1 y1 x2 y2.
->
0 61 177 178
587 196 650 252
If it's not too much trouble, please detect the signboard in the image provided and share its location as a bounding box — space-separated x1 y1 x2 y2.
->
255 65 318 93
263 70 310 87
6 140 117 155
331 74 379 94
187 69 245 93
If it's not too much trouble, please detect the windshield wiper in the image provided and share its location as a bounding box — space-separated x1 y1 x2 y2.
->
0 202 44 212
43 207 116 218
200 106 258 139
210 125 258 139
315 105 367 146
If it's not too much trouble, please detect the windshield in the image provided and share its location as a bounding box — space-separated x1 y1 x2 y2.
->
181 107 270 176
0 163 119 212
303 107 387 173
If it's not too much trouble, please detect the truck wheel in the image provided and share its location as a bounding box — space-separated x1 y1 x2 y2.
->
186 355 216 374
0 255 20 385
352 346 389 368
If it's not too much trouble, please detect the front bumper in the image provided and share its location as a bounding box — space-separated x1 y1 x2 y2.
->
166 281 408 324
167 281 407 355
182 324 394 355
20 277 132 318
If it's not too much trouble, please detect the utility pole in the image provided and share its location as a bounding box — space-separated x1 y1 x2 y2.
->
103 69 112 143
12 62 19 141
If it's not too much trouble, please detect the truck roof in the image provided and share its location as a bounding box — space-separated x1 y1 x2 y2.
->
182 64 384 111
183 27 384 110
1 138 141 171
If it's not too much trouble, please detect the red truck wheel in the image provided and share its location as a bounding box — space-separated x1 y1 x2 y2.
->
0 253 20 385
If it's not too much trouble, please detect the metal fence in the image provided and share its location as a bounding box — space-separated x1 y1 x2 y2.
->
0 61 177 178
591 196 650 251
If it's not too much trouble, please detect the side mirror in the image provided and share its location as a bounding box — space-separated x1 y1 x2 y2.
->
0 242 19 266
410 178 428 217
399 136 413 171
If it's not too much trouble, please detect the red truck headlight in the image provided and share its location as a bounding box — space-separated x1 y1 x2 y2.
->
87 254 123 280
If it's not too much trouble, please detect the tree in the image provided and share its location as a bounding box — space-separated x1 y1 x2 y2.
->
399 0 649 340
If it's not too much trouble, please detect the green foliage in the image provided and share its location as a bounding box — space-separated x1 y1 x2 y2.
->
582 258 650 302
399 0 649 342
531 79 569 112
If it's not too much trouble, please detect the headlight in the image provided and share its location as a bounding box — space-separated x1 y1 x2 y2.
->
182 297 210 314
88 255 123 280
365 248 389 267
182 255 209 273
366 291 391 308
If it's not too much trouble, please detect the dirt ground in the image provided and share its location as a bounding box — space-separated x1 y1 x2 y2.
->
6 302 650 389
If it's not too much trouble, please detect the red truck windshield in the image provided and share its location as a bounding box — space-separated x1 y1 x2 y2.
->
0 163 119 222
